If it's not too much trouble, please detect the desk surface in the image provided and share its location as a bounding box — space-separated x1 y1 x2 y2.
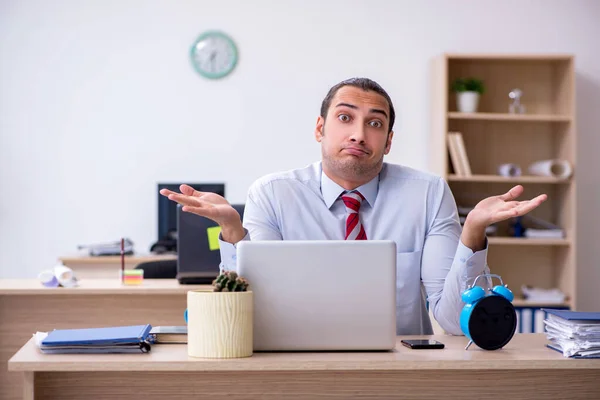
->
8 334 600 372
59 253 177 264
0 279 210 295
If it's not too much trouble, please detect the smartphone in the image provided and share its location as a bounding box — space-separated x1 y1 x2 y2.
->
401 339 445 349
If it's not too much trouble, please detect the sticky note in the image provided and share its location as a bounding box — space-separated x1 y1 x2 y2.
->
207 226 222 251
122 269 143 286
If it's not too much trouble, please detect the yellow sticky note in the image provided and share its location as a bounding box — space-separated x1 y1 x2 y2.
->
207 226 222 251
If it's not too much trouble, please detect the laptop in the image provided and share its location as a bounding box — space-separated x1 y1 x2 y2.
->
236 240 397 351
176 203 244 284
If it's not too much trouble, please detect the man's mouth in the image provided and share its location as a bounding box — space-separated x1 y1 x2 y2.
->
343 146 369 156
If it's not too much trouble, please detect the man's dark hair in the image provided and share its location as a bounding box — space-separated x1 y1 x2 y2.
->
320 77 395 133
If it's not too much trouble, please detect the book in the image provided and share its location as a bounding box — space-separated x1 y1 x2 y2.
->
452 132 472 176
447 132 464 176
149 326 187 344
40 324 152 354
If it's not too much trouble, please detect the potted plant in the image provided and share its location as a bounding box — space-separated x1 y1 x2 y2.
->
186 270 253 358
452 77 485 113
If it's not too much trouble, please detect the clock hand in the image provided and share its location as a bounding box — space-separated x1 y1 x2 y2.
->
210 52 216 72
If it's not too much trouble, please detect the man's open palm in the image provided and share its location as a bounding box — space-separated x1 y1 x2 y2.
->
466 185 547 229
159 184 240 226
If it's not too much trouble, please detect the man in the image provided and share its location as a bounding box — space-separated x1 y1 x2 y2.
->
160 77 546 335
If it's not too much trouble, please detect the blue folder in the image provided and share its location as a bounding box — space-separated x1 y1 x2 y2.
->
542 309 600 322
41 324 152 354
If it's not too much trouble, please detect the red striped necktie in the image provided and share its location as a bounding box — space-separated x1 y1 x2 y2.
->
341 190 367 240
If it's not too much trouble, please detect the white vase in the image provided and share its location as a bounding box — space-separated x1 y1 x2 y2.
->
187 290 253 358
457 91 480 113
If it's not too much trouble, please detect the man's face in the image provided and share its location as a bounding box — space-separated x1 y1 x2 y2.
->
315 86 393 182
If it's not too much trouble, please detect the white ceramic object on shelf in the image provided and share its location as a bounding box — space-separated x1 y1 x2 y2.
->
457 91 480 113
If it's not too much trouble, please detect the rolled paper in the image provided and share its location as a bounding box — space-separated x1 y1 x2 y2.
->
122 269 144 285
528 159 573 179
497 163 522 177
38 270 59 288
53 264 78 287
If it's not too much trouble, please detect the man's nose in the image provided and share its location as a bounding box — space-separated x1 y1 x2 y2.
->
349 123 366 143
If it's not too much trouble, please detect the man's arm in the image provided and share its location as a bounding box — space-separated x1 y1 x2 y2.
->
218 180 282 270
420 177 489 335
421 178 548 335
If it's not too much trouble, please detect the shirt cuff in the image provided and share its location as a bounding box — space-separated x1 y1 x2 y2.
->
218 229 250 271
456 237 488 280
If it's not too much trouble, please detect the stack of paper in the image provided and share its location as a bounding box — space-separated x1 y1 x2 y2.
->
522 215 565 239
77 238 135 256
37 324 153 354
543 309 600 358
521 286 566 304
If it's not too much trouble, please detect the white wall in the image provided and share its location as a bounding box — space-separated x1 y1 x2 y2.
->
1 0 599 309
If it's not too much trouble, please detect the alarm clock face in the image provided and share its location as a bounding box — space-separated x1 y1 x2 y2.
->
190 31 238 79
468 295 517 350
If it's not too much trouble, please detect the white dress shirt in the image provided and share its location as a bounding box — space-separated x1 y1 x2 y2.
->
218 161 489 335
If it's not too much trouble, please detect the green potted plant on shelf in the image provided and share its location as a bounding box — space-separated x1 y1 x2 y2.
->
186 270 253 358
451 77 485 113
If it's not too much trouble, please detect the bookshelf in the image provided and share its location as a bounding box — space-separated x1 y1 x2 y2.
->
431 53 576 311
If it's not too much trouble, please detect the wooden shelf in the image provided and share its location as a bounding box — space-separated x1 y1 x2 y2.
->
488 237 570 246
59 253 176 265
512 298 570 308
447 174 570 184
444 53 574 61
447 112 571 122
432 53 577 318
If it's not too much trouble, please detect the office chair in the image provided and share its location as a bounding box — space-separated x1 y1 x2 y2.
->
135 260 177 279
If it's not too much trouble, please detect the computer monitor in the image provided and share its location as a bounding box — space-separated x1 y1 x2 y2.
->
157 183 225 242
177 203 245 284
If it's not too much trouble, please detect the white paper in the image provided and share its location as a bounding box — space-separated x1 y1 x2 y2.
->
34 332 48 348
497 163 522 177
528 159 573 179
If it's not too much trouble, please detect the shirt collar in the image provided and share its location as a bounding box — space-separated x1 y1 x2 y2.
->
320 166 379 209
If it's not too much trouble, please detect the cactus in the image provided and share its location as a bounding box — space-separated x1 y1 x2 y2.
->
212 270 249 292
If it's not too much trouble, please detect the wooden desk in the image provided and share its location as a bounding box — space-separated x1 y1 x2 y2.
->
8 333 600 400
59 253 177 279
0 279 209 400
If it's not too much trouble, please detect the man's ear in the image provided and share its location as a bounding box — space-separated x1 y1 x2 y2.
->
314 116 325 142
384 130 394 155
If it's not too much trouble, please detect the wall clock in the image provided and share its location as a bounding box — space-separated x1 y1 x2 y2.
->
190 30 238 79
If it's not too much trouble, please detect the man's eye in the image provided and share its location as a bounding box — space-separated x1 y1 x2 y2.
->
369 120 382 128
338 114 350 122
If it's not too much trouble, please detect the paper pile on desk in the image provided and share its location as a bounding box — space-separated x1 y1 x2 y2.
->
543 308 600 358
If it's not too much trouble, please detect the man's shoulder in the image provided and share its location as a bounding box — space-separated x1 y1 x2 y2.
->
381 162 443 184
249 162 320 191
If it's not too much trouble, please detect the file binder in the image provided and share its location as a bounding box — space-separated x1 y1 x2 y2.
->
40 324 152 354
542 309 600 358
542 309 600 322
515 305 570 333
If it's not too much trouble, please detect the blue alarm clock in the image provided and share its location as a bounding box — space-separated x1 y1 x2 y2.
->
460 273 517 350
